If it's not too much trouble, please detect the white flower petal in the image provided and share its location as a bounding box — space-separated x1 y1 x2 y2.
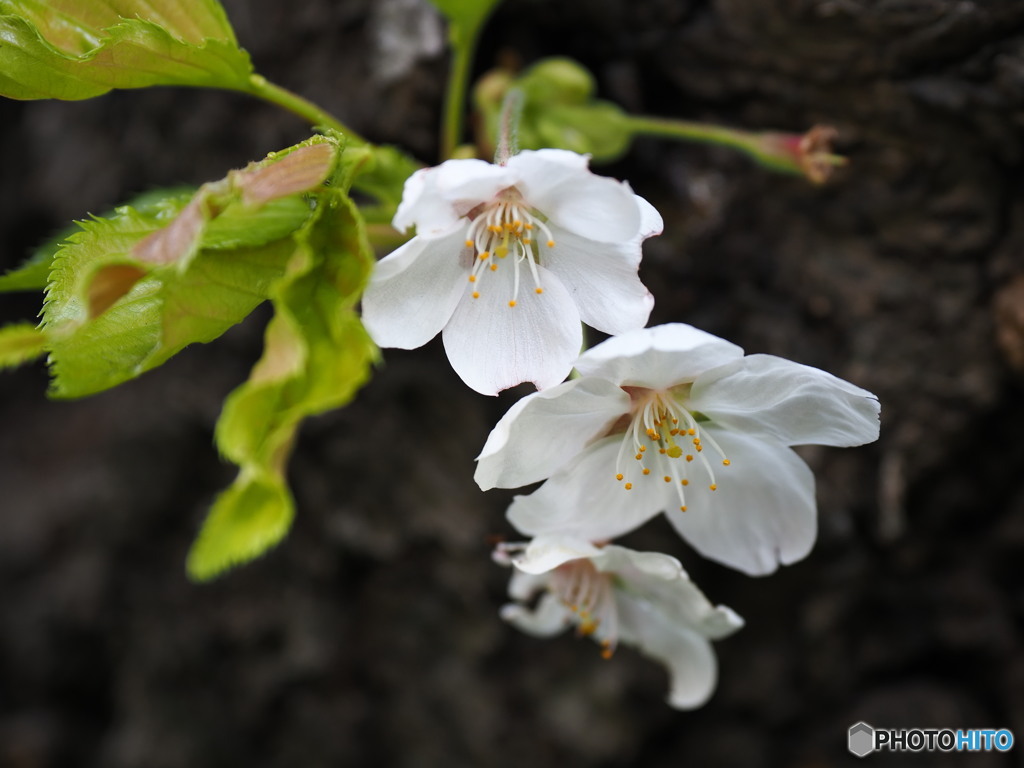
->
513 535 602 575
507 149 641 243
616 598 720 710
442 263 581 395
575 323 744 389
635 194 664 239
361 230 470 349
596 546 744 640
474 377 630 490
434 158 515 208
691 354 881 447
500 593 571 638
665 426 817 576
592 544 685 582
543 222 654 336
507 567 549 601
506 437 670 541
392 167 463 239
393 160 514 239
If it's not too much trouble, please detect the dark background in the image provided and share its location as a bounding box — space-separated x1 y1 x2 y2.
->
1 1 1023 766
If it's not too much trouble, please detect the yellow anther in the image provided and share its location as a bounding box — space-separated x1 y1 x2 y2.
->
642 468 650 475
615 473 623 481
685 454 694 462
659 448 666 455
696 446 703 452
709 484 717 491
488 225 502 233
508 300 516 308
513 220 522 228
600 646 614 660
679 505 687 512
468 275 476 283
723 459 731 466
639 445 646 453
667 446 683 459
681 479 689 486
525 223 534 230
464 239 474 248
472 291 480 299
670 429 679 436
535 287 543 294
490 264 497 271
672 418 678 424
635 453 642 460
624 483 633 490
692 438 701 445
523 238 533 244
478 251 490 260
663 476 671 483
646 428 659 439
546 239 555 247
687 428 696 436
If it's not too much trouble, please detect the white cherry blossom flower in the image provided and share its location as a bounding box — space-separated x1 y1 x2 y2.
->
476 323 881 575
361 149 662 395
495 535 743 710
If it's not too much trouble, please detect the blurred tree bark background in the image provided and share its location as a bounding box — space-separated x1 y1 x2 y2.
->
1 1 1023 766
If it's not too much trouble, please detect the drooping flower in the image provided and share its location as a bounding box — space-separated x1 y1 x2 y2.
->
361 149 662 395
495 535 743 710
476 324 881 575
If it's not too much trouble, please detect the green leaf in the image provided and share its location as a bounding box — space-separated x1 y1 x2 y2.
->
0 0 252 100
185 470 296 583
0 187 194 294
187 183 377 581
0 245 53 292
3 0 239 53
42 136 343 398
0 322 46 369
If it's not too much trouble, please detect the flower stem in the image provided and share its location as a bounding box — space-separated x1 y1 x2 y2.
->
626 115 800 172
441 23 479 160
245 74 367 145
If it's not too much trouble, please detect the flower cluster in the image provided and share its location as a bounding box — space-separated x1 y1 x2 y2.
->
364 150 881 710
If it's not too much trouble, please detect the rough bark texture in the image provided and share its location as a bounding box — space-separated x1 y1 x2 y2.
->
2 1 1023 766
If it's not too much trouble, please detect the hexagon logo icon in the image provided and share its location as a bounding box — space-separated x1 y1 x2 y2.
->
848 722 875 757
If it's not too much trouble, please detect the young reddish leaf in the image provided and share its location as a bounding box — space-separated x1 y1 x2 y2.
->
235 143 335 206
86 263 148 318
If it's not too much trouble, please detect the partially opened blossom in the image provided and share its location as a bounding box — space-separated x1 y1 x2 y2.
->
496 535 743 710
476 323 881 575
361 149 662 395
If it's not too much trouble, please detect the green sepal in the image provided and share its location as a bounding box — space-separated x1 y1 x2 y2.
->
188 183 377 581
0 322 46 369
0 0 252 101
